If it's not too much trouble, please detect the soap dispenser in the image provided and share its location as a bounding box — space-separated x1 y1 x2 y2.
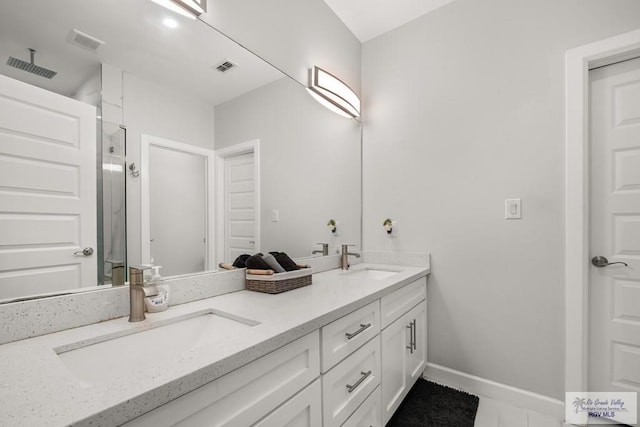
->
144 265 169 313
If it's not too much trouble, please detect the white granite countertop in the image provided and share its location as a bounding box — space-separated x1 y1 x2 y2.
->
0 263 429 427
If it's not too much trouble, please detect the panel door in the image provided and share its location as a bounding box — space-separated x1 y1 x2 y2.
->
0 74 96 299
588 56 640 408
224 152 256 262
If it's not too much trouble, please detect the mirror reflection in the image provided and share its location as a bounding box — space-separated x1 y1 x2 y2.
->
0 0 361 302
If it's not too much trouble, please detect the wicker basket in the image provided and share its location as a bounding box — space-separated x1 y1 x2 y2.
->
246 268 312 294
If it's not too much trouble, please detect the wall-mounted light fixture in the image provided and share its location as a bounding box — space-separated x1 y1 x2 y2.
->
150 0 206 19
307 66 360 119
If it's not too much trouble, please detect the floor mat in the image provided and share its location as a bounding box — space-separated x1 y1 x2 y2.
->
386 379 479 427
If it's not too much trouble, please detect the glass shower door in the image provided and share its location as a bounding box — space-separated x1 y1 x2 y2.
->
100 122 127 285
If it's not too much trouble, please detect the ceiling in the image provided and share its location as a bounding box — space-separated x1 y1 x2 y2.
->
0 0 282 106
321 0 456 42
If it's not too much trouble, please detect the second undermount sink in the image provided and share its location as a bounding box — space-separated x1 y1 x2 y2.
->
55 309 259 386
343 267 401 280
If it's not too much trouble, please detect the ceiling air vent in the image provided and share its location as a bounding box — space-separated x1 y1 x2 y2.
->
67 29 105 53
214 60 237 73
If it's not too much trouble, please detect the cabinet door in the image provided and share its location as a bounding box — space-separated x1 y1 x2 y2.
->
380 299 427 425
407 301 427 383
380 310 411 424
253 379 322 427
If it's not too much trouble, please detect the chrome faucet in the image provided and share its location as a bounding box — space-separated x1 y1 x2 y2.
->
341 244 360 270
312 243 329 256
129 266 148 322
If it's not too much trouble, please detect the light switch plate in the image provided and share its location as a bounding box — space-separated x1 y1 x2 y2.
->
505 199 521 219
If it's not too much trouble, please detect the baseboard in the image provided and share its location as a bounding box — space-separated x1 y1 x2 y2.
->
424 363 566 421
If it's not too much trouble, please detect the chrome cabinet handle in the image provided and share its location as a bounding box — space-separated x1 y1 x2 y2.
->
406 320 417 353
412 319 417 350
591 256 628 268
74 247 94 256
406 322 414 353
346 323 372 340
346 370 372 393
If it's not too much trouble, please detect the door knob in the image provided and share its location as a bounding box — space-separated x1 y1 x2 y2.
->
591 256 628 268
74 247 94 256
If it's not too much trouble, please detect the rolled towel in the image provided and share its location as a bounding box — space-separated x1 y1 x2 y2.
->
246 269 274 275
269 252 298 272
245 254 273 270
262 253 286 273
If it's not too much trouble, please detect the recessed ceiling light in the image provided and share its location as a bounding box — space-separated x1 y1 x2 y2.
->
163 18 178 28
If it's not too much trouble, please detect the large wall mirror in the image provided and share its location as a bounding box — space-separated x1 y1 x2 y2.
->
0 0 361 302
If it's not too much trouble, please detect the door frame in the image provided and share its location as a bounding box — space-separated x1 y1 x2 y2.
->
565 29 640 394
140 134 216 269
214 139 261 266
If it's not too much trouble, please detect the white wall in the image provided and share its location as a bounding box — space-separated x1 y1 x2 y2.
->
122 71 215 268
215 77 361 258
202 0 361 95
362 0 640 400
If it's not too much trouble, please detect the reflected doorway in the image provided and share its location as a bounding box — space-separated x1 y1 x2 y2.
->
215 140 261 266
141 134 215 276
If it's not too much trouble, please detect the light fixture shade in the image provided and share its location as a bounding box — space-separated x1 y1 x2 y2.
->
150 0 206 19
308 66 360 118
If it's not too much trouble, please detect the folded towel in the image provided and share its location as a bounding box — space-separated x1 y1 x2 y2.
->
232 254 251 268
269 252 298 272
262 253 286 273
245 254 273 270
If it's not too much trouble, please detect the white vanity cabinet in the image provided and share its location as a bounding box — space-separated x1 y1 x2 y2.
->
124 331 320 427
123 274 428 427
380 278 428 424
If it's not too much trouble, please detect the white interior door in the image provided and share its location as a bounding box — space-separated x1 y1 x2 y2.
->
588 57 640 408
224 152 256 262
0 74 96 299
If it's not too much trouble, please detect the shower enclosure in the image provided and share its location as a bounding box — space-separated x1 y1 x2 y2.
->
98 121 127 286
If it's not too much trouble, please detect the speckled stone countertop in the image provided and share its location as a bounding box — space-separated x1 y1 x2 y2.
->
0 263 429 426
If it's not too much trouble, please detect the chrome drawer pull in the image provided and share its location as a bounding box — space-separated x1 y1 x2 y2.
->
345 323 371 340
346 370 372 393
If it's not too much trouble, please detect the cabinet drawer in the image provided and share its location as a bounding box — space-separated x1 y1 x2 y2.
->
380 277 426 329
253 379 322 427
321 300 380 372
322 335 381 427
124 331 320 427
342 386 382 427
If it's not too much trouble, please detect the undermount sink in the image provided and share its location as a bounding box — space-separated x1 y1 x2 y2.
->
343 267 400 280
55 309 259 386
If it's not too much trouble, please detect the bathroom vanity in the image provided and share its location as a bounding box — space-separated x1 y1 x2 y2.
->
0 261 429 426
